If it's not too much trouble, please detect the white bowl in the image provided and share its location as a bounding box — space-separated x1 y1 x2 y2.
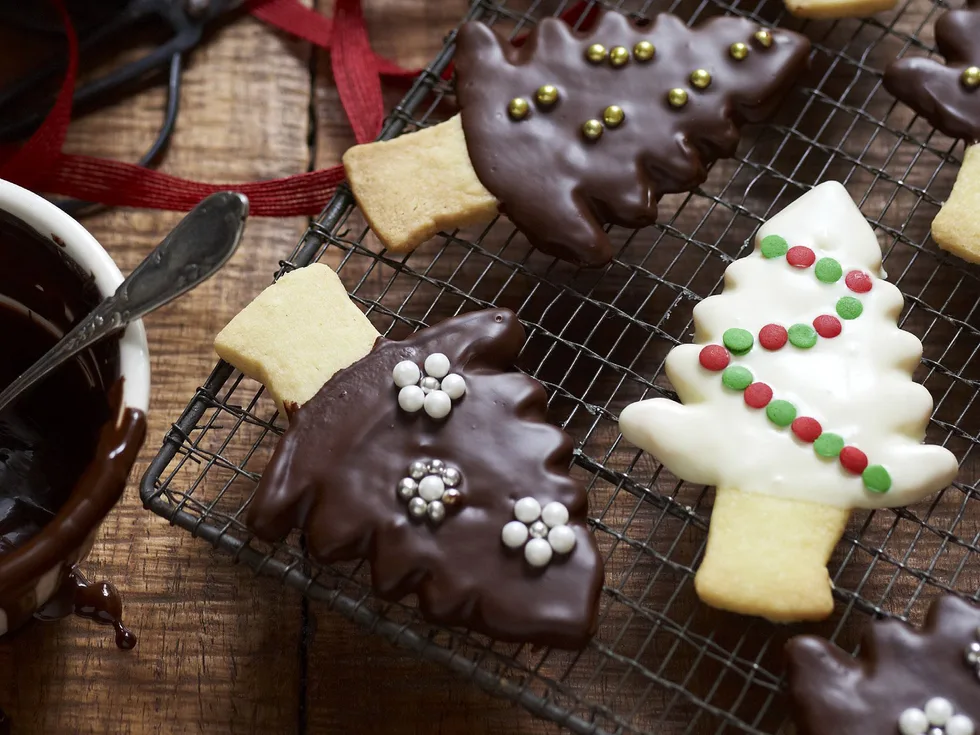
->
0 179 151 636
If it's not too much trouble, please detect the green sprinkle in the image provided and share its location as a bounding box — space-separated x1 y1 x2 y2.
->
862 465 892 493
766 399 797 427
815 257 843 283
814 433 845 458
722 365 753 391
836 296 863 320
723 328 754 355
788 323 818 349
760 234 789 259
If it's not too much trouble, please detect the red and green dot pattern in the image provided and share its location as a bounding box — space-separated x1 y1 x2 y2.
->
690 236 891 493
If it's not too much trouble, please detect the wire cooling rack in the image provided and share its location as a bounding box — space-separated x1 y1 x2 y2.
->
140 0 980 732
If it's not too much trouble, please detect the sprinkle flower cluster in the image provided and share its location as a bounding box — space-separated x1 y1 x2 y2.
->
501 497 577 568
698 235 892 493
898 698 974 735
397 459 463 525
393 353 467 420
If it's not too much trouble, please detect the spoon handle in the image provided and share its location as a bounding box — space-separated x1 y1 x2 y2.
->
0 191 249 414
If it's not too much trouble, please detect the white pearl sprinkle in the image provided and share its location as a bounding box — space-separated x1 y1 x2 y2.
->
899 708 929 735
440 373 466 400
423 390 452 419
925 698 954 726
501 520 529 549
418 475 445 502
424 353 451 379
946 714 975 735
524 538 553 567
514 497 541 524
398 385 425 413
392 360 421 388
541 501 569 528
548 525 577 554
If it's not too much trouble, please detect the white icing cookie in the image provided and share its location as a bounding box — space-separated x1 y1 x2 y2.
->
620 181 958 510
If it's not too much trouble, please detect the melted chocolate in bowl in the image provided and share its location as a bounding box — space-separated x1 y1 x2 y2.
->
0 209 146 647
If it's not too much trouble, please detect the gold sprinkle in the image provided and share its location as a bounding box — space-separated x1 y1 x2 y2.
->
609 45 630 67
536 84 559 106
633 40 656 62
962 66 980 89
603 105 625 127
585 43 607 64
667 88 689 108
690 69 712 89
582 119 604 141
754 29 773 48
507 97 530 120
729 42 749 61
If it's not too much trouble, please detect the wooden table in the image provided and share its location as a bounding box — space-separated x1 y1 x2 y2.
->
0 2 555 732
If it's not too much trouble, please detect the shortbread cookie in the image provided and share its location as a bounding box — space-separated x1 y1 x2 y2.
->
784 0 896 18
344 10 810 267
214 263 379 413
618 181 958 622
786 595 980 735
243 308 603 648
884 1 980 263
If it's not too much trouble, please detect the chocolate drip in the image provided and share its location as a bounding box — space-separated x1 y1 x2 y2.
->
35 568 136 650
884 0 980 143
455 11 810 266
248 309 604 649
786 596 980 734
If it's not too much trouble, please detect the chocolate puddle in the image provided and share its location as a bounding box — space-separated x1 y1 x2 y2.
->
34 567 136 649
0 209 146 647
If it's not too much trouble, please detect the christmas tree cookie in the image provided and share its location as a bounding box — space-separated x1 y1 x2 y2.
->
214 271 604 648
884 0 980 263
786 595 980 734
618 182 958 622
343 9 810 267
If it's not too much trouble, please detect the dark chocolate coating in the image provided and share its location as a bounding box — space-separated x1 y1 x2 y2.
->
786 596 980 735
248 308 604 649
454 11 811 266
884 0 980 143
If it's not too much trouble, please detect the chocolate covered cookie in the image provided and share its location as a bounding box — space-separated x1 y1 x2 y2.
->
344 10 810 267
884 1 980 263
787 595 980 735
215 270 604 648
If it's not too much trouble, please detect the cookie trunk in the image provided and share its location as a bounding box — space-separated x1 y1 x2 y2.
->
932 143 980 263
694 487 849 622
342 115 498 253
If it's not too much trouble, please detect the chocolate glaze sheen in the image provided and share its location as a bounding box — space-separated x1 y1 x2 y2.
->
786 596 980 734
454 11 810 266
884 0 980 143
248 309 604 649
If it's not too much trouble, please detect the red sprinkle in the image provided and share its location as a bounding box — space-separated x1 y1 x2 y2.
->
812 314 842 339
744 382 773 409
786 246 816 268
791 417 822 443
845 270 873 293
699 344 731 371
839 446 869 475
759 323 788 350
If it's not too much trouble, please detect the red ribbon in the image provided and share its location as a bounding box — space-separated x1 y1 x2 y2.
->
0 0 591 217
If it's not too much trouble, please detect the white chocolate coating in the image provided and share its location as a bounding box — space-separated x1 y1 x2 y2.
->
619 182 958 509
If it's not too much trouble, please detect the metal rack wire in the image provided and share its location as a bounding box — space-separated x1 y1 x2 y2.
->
139 0 980 732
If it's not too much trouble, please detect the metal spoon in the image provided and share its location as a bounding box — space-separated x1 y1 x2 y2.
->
0 190 249 414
